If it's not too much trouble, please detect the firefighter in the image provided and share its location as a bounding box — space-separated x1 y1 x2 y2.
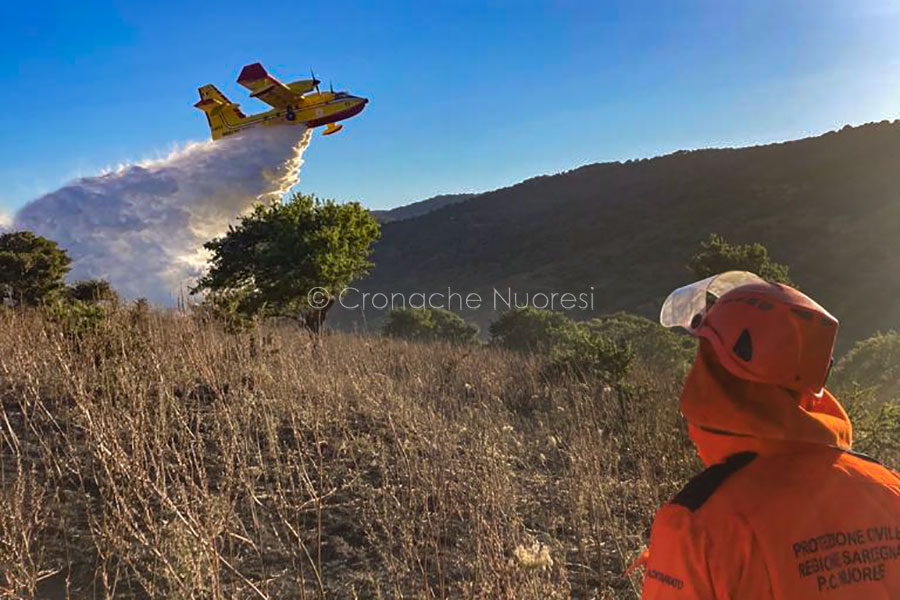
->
639 271 900 599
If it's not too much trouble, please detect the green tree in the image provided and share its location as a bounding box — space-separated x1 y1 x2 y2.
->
47 299 109 339
383 307 479 345
384 307 433 341
191 193 380 332
834 333 900 468
430 308 479 344
68 278 119 305
489 307 578 353
191 289 254 332
586 312 695 373
547 327 634 386
688 233 792 284
0 231 71 306
832 331 900 404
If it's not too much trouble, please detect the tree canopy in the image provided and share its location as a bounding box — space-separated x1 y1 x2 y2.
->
192 193 380 331
688 233 792 284
489 307 580 353
382 308 479 345
0 231 71 306
833 331 900 403
586 312 695 374
68 279 119 304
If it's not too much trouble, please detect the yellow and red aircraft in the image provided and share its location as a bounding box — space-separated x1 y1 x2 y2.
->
194 63 368 140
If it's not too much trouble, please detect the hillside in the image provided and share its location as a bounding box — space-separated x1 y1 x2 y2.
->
345 121 900 350
371 193 475 223
3 309 894 599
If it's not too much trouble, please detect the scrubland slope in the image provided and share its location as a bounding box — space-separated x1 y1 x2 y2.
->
0 309 895 598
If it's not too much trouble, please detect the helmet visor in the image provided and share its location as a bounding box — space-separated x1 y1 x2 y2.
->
660 271 766 332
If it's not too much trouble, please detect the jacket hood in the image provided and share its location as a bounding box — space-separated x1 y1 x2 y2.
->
681 340 852 466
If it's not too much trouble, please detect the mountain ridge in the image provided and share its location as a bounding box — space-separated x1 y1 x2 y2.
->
372 193 475 223
342 120 900 352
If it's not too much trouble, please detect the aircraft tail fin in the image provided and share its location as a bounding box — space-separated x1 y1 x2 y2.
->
194 84 246 139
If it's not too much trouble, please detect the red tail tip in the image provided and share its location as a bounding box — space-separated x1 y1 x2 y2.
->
238 62 268 83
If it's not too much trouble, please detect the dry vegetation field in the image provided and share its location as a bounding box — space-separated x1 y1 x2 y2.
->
0 307 891 599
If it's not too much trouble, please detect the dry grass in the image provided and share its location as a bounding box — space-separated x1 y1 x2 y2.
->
0 308 697 599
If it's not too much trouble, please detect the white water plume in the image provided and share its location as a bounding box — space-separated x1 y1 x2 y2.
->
13 126 312 304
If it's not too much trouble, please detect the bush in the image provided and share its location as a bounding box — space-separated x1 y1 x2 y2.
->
191 290 255 332
46 299 109 338
688 233 792 284
822 331 900 469
585 312 695 373
832 331 900 404
840 384 900 469
547 327 634 386
383 307 432 341
489 307 579 353
67 279 119 305
383 307 479 344
0 231 71 306
429 308 480 344
489 309 660 387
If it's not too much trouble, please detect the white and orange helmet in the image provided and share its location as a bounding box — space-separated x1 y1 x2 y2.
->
661 272 838 396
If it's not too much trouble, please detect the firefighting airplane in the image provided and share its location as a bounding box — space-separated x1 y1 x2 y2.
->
194 63 368 140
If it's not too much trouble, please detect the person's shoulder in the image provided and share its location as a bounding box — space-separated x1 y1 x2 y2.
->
648 454 760 570
670 448 900 519
669 451 758 513
838 449 900 488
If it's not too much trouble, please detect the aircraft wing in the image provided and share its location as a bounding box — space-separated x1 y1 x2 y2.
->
237 63 299 109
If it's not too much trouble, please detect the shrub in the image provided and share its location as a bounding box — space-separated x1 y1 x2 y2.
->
46 299 108 338
191 289 255 332
383 307 479 344
547 327 634 386
383 307 432 341
489 307 579 353
688 233 791 284
586 312 695 373
832 331 900 404
429 307 480 344
0 231 71 306
67 279 120 305
841 384 900 468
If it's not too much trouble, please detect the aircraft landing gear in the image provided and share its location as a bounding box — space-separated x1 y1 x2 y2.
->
285 109 296 121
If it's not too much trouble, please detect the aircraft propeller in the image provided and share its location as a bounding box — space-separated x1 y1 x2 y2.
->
310 68 321 93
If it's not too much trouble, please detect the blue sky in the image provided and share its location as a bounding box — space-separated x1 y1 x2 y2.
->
2 1 899 213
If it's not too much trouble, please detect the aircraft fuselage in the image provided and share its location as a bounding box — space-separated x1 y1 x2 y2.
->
215 93 368 139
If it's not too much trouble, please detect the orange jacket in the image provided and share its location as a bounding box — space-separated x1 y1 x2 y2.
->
640 342 900 599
